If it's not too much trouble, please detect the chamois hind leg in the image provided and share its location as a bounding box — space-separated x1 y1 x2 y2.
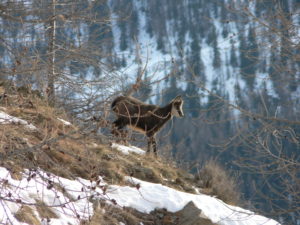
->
152 137 157 156
147 137 152 154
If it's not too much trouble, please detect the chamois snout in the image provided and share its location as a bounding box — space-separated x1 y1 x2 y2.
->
178 109 184 117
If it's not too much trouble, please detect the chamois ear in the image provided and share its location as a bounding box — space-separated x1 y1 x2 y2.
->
173 95 183 103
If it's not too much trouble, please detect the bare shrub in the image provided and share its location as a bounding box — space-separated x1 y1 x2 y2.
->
195 159 241 205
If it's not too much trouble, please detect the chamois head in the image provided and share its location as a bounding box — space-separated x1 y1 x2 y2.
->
171 95 184 118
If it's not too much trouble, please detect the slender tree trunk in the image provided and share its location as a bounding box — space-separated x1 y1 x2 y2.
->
47 0 56 105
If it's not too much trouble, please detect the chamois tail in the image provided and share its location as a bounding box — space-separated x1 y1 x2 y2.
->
111 96 123 111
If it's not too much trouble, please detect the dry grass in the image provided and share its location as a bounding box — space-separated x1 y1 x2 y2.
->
35 200 59 220
14 206 41 225
88 202 142 225
195 159 241 205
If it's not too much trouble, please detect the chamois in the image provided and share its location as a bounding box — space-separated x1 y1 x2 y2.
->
111 95 184 155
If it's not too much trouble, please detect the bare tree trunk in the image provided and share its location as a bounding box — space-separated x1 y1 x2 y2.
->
47 0 56 105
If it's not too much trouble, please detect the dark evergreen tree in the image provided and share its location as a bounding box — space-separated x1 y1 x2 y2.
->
88 0 114 77
212 35 221 69
145 15 153 37
189 26 204 79
157 35 165 52
119 21 128 51
185 82 201 118
129 8 139 41
239 26 259 90
230 41 238 67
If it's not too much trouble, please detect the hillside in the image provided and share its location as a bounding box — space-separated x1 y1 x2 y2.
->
0 0 299 223
0 85 280 225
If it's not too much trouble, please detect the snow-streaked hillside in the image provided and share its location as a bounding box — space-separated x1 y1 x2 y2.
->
0 151 279 225
108 175 280 225
0 109 280 225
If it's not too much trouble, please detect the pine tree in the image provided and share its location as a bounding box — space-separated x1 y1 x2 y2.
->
239 26 259 90
185 82 201 118
129 8 139 41
230 41 238 67
119 22 128 51
189 27 204 78
212 36 221 69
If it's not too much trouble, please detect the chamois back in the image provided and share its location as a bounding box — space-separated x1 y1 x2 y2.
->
111 96 157 118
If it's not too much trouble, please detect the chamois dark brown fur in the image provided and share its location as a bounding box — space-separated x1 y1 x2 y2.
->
111 95 184 155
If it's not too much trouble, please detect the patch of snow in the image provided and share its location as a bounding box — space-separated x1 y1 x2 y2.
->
57 118 72 126
0 111 37 130
0 167 98 225
106 176 280 225
111 143 145 155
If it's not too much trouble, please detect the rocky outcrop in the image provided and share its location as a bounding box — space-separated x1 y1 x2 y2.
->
176 201 216 225
146 201 216 225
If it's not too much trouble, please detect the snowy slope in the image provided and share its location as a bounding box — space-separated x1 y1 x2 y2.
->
108 176 280 225
0 162 280 225
0 110 280 224
0 109 279 225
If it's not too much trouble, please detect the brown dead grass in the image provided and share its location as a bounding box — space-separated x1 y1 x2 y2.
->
35 200 59 220
195 159 241 205
87 201 143 225
14 205 41 225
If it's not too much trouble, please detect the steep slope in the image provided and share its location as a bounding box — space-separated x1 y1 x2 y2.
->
0 86 279 225
0 85 279 225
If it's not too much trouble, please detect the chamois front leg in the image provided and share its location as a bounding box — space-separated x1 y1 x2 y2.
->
147 137 152 154
147 136 157 156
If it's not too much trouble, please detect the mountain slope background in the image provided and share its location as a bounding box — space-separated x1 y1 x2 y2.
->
0 0 299 224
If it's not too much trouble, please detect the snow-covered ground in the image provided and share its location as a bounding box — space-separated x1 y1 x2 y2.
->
108 176 280 225
0 110 37 130
0 167 94 225
57 118 72 126
0 144 280 225
111 143 145 155
0 109 72 130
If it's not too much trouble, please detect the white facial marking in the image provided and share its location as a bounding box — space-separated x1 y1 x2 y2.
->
179 102 184 116
171 101 184 117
